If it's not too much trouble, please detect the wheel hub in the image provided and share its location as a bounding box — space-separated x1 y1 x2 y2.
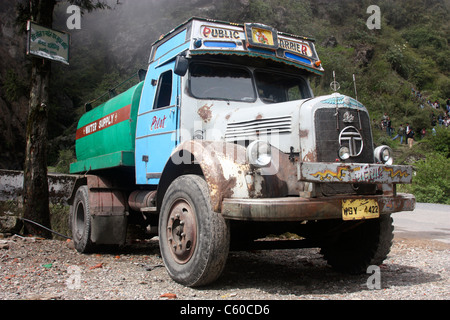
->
166 199 197 264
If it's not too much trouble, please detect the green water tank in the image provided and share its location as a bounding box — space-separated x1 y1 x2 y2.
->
70 81 144 173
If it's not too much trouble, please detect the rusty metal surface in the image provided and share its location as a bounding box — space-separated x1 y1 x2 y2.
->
168 141 305 212
221 193 415 221
84 175 127 216
169 140 247 212
197 103 213 123
165 199 197 264
128 190 157 211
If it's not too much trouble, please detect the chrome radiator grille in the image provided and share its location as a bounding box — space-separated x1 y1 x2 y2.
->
314 108 373 163
314 107 377 195
225 115 292 141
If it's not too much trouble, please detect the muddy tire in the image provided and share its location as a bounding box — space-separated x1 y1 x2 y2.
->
69 186 93 253
159 175 230 287
320 214 394 274
369 214 395 265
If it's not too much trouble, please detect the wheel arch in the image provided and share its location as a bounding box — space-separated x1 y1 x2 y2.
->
157 140 250 213
68 176 87 206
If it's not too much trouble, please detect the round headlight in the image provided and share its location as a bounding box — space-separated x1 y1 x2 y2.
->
381 148 391 162
338 146 351 160
247 140 272 167
374 146 393 165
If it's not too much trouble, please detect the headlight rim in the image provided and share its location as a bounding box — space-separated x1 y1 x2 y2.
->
374 145 393 165
246 140 272 168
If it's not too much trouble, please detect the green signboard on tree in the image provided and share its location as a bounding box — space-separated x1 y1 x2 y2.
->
26 21 70 65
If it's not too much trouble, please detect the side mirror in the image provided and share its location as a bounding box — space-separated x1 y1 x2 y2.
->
138 69 147 81
174 55 189 76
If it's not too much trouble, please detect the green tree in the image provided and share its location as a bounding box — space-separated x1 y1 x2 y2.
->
18 0 107 238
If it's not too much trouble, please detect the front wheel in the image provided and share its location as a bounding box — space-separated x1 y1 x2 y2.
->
320 214 394 274
159 175 230 287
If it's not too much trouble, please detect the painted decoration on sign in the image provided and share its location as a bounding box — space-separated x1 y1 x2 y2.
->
309 165 410 182
320 96 365 109
383 167 410 179
310 167 350 181
245 23 278 50
252 28 273 45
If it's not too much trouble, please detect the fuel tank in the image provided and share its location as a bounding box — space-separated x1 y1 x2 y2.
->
70 82 144 173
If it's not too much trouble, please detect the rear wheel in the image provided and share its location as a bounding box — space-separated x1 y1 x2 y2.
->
69 186 93 253
320 214 394 274
159 175 230 287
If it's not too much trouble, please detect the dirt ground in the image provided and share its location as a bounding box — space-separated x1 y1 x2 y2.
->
0 233 448 301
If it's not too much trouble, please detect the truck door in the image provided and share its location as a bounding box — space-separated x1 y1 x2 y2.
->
135 61 180 185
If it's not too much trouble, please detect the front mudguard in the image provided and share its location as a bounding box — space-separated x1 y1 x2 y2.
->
159 140 297 212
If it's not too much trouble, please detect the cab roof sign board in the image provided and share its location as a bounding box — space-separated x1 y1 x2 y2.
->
151 18 324 76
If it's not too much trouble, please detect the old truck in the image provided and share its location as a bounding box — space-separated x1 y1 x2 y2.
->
68 17 415 287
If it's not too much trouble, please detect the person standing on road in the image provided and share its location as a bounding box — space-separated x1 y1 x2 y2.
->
386 117 392 136
392 124 405 144
406 123 414 148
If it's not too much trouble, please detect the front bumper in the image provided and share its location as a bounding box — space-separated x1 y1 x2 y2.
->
221 160 415 221
221 193 416 221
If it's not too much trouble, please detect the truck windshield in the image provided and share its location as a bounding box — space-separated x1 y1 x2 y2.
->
190 63 256 102
255 70 311 104
189 62 311 103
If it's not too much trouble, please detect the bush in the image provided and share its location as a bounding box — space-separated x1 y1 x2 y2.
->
407 152 450 204
54 149 76 174
402 26 447 50
422 126 450 158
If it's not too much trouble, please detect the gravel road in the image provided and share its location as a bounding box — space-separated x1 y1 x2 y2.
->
1 229 448 301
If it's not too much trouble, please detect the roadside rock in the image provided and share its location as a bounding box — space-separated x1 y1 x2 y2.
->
0 239 9 249
0 215 22 234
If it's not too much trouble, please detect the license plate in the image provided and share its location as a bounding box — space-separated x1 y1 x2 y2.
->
342 199 379 220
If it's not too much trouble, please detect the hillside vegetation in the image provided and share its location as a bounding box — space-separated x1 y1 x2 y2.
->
4 0 450 203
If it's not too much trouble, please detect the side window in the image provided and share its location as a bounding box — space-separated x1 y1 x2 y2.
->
154 70 173 108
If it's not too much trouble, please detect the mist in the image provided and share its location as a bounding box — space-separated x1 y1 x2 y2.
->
52 0 222 72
